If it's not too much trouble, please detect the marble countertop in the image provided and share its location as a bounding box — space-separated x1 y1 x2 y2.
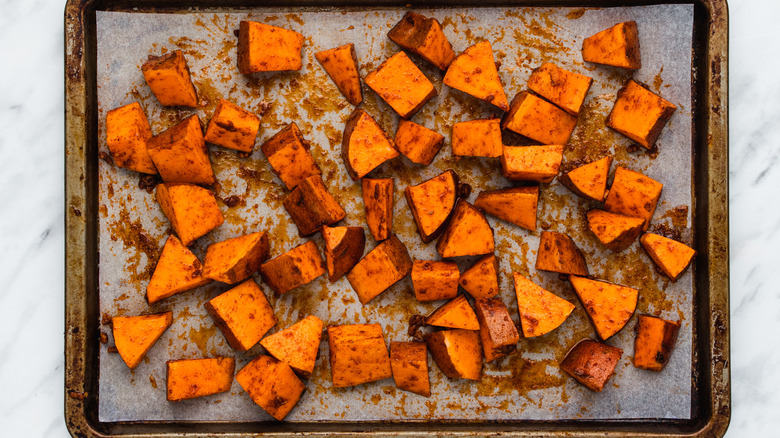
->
0 0 775 435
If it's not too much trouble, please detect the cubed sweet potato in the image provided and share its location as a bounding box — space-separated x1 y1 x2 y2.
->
146 115 215 185
362 178 394 241
167 357 235 401
559 156 612 202
315 43 363 106
322 225 365 282
237 21 304 74
341 108 399 180
205 279 276 351
502 92 577 145
512 273 574 338
426 294 479 330
204 99 261 153
587 209 644 252
560 339 622 392
606 80 677 149
327 323 392 387
405 169 465 243
261 122 322 191
633 315 680 371
283 175 346 236
474 186 539 231
640 233 696 281
436 199 495 258
388 12 456 71
535 231 589 276
394 119 444 165
105 102 157 174
603 167 663 231
235 355 306 420
412 260 460 302
451 118 503 158
365 51 437 119
260 315 323 379
141 50 198 107
459 254 500 299
500 145 564 183
259 240 326 295
156 183 224 246
202 231 270 284
147 235 211 304
527 62 593 115
346 235 413 305
582 21 641 70
443 40 509 111
569 275 638 340
390 341 430 397
425 329 482 380
112 311 172 369
474 297 520 362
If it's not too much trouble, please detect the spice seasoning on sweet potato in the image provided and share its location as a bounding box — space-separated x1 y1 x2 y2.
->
394 119 444 165
443 40 509 111
405 170 465 243
412 260 460 302
388 12 456 71
527 62 593 115
112 311 172 369
459 254 500 299
560 339 622 392
260 122 322 191
204 99 261 153
322 225 365 282
582 21 641 70
569 276 638 341
147 115 215 186
365 51 437 119
436 199 495 258
425 329 482 381
235 355 306 420
315 43 363 106
559 156 612 202
202 231 270 284
633 315 680 371
500 145 564 183
341 108 399 180
166 357 235 401
451 118 503 158
141 50 198 107
259 240 326 296
346 235 413 305
327 323 392 387
147 235 211 304
474 186 539 231
535 231 588 276
603 166 663 231
260 315 323 379
156 183 224 247
205 278 276 351
587 209 645 252
640 233 696 281
283 175 346 236
512 273 574 338
474 297 520 362
105 102 157 174
502 92 577 145
390 341 430 397
606 80 677 149
425 294 480 330
362 178 394 241
237 21 304 74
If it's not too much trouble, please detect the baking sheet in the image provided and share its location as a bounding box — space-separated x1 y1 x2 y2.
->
95 4 694 422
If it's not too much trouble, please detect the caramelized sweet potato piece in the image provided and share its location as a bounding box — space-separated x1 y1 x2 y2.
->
365 51 437 119
322 225 365 282
474 298 519 362
640 233 696 281
315 43 363 106
412 260 460 302
405 170 465 243
535 231 589 276
235 355 305 420
204 99 260 153
475 186 539 231
459 254 500 299
260 315 323 379
205 278 276 351
390 341 430 397
261 123 322 191
346 235 413 304
527 62 593 115
362 178 394 241
112 311 172 369
425 294 480 330
147 115 215 185
237 21 304 74
394 119 444 165
259 241 326 295
105 102 157 174
283 175 346 236
607 80 677 149
141 50 198 107
500 145 564 183
633 315 680 371
147 235 211 304
388 12 456 71
569 275 638 340
436 199 495 258
559 156 612 202
167 357 235 401
512 273 574 338
341 108 399 180
328 323 392 387
582 21 641 70
451 118 503 158
156 183 224 246
425 329 482 380
202 231 270 284
587 209 644 252
560 339 622 392
443 40 509 111
604 167 663 231
502 92 577 145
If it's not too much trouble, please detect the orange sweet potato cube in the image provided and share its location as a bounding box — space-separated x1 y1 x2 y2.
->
535 231 588 276
342 108 399 180
390 341 430 397
204 99 261 153
436 199 495 258
425 329 482 380
640 233 696 281
512 273 574 338
238 21 304 74
147 235 211 304
105 102 157 174
474 297 519 362
315 43 363 106
141 50 198 107
405 170 464 243
156 183 224 246
451 118 503 158
569 275 638 341
527 62 593 116
259 240 326 295
606 80 677 149
260 315 323 379
559 156 612 202
604 167 663 231
365 51 437 119
443 40 509 111
204 279 276 351
474 186 539 231
500 145 564 183
146 115 215 185
587 209 644 252
560 339 622 392
412 260 460 302
322 225 365 282
112 311 172 369
582 21 641 70
394 119 444 166
261 122 322 190
459 254 500 299
346 235 413 305
633 315 680 371
502 92 577 145
362 178 394 241
328 323 392 387
235 355 306 420
425 294 479 330
388 12 456 71
166 357 235 401
202 231 270 284
283 175 346 236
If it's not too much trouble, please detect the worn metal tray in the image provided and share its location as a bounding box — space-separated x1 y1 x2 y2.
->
65 0 729 436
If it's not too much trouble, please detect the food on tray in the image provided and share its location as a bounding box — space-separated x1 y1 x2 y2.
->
560 339 622 392
451 118 503 158
146 115 215 185
203 99 261 153
604 167 663 231
202 231 270 284
607 80 677 149
237 21 304 74
512 273 575 338
582 21 641 70
341 108 399 180
436 199 495 258
283 175 346 236
559 156 612 202
260 315 323 379
327 323 392 387
502 92 578 145
633 315 680 371
346 235 413 304
640 233 696 281
527 62 593 115
405 170 466 243
362 178 394 241
459 254 500 299
500 145 564 183
388 12 456 71
365 51 437 119
390 341 431 397
535 231 589 276
259 240 326 295
443 40 509 111
314 43 363 106
235 355 305 420
425 294 480 330
474 297 520 362
156 183 224 246
205 279 276 351
260 123 322 191
141 50 198 107
425 329 482 380
146 235 211 304
105 102 156 174
569 276 638 340
411 260 460 302
474 186 539 231
586 209 644 252
322 225 365 282
111 311 172 369
394 119 445 165
166 357 235 401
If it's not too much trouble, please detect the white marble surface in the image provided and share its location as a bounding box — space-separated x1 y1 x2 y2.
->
0 0 776 436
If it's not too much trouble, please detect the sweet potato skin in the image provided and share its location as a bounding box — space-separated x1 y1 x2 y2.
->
238 21 304 73
205 278 276 351
560 339 622 392
412 260 460 302
364 51 437 119
260 315 324 379
105 102 157 174
141 50 198 107
502 92 577 145
535 231 588 276
451 118 503 158
559 156 612 202
202 231 270 284
166 357 235 401
394 119 444 165
235 355 306 420
322 225 366 282
146 115 215 185
500 145 564 184
474 186 539 231
606 80 677 148
390 341 431 397
474 297 520 362
341 108 399 180
283 175 346 236
586 209 645 252
112 311 173 369
527 62 593 115
259 240 326 295
436 199 495 258
582 21 641 70
204 99 261 152
346 235 413 304
362 178 394 241
458 254 500 299
328 323 392 387
443 40 509 111
512 273 575 338
425 294 480 330
634 315 680 371
603 167 663 231
425 329 482 380
315 43 363 106
404 170 461 243
261 123 322 191
388 12 456 71
156 183 224 247
640 233 696 281
147 235 211 304
569 275 638 340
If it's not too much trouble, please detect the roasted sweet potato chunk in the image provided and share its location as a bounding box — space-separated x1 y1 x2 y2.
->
205 278 275 351
112 311 172 369
141 50 198 107
607 80 677 149
390 341 430 397
235 355 305 420
451 118 503 158
260 315 323 379
459 254 500 299
322 225 365 282
412 260 460 302
167 357 235 401
283 175 346 236
436 199 495 258
315 43 363 106
500 145 564 183
261 123 322 191
425 329 482 380
147 235 211 304
512 273 574 338
633 315 680 371
443 40 509 111
328 323 392 387
147 115 215 185
405 170 464 243
587 209 644 252
105 102 157 174
502 92 577 145
365 51 437 119
582 21 641 70
604 167 663 231
569 276 638 340
202 231 270 284
156 183 224 246
640 233 696 281
560 339 622 392
388 12 456 71
475 297 519 362
346 235 413 304
341 108 399 180
559 156 612 202
394 119 444 165
204 99 261 153
535 231 588 276
362 178 394 241
238 21 304 74
425 294 480 330
259 240 326 295
527 62 593 115
475 186 539 231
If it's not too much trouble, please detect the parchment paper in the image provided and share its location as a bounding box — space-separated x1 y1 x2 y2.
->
96 4 695 423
